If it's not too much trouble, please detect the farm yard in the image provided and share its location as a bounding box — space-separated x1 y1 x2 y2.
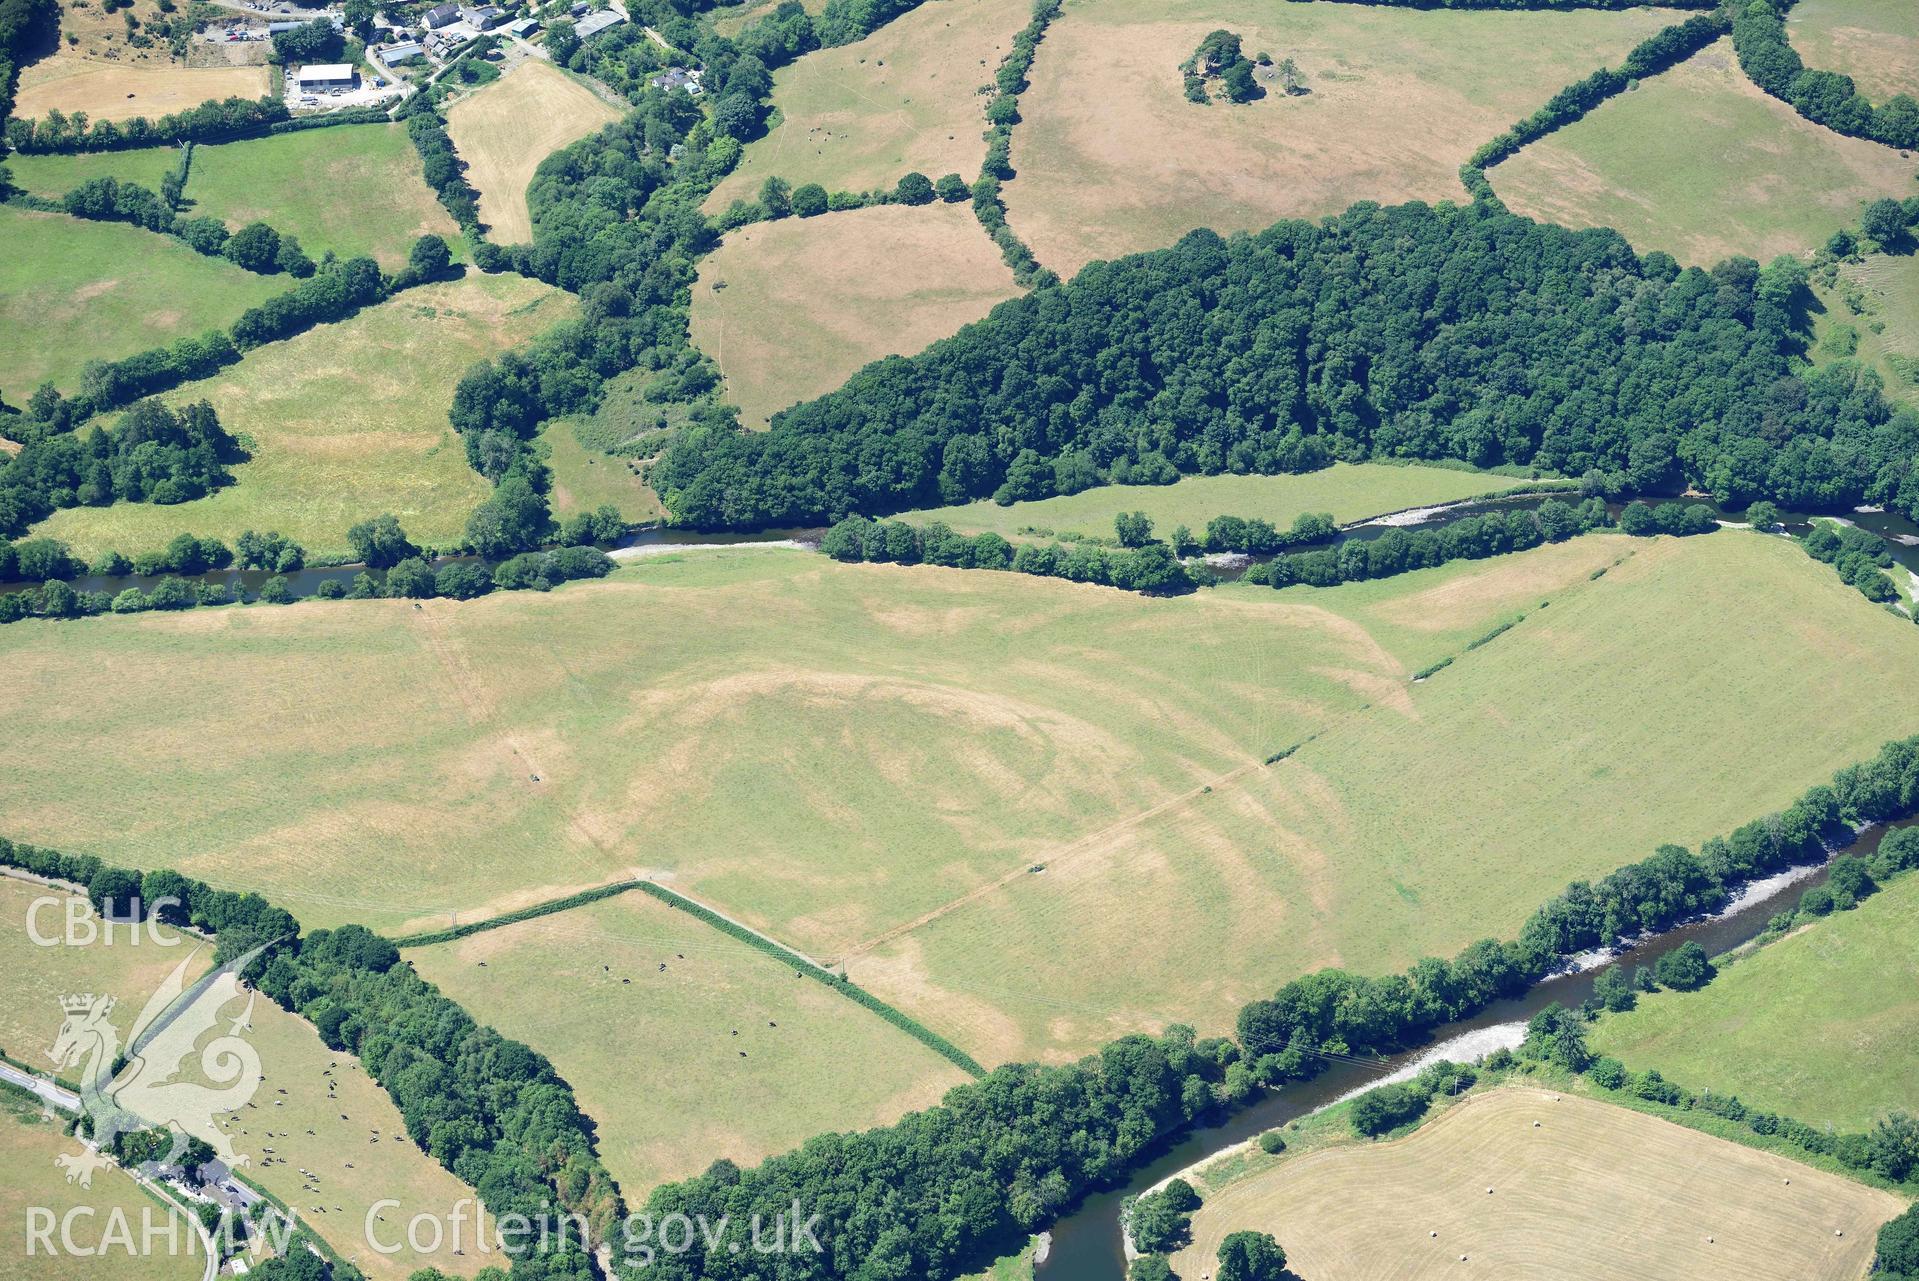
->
1000 0 1680 278
408 889 970 1195
705 0 1034 212
180 126 461 269
690 202 1020 426
1171 1086 1902 1281
1491 39 1918 266
445 61 622 244
1591 871 1919 1133
32 273 572 561
897 464 1551 544
0 206 284 400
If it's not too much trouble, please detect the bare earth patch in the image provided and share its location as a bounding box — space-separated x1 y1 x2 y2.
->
1003 0 1682 277
1494 39 1919 265
446 61 621 243
691 202 1020 426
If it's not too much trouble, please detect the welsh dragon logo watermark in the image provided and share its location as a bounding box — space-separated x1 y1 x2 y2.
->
48 939 270 1188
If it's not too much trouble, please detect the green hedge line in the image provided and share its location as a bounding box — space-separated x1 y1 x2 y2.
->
392 880 643 947
634 881 987 1079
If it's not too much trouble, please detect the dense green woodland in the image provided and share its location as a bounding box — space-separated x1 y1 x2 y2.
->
653 201 1919 528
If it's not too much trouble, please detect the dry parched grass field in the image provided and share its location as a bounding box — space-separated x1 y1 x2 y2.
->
706 0 1034 211
446 61 621 244
0 879 479 1279
5 535 1919 1075
1172 1087 1903 1281
1786 0 1919 107
15 56 269 124
692 202 1020 425
849 532 1919 1064
1493 39 1918 266
33 273 572 561
410 890 968 1197
1002 0 1681 278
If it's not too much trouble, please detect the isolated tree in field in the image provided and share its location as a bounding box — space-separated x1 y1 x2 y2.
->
790 182 828 217
895 171 935 205
1523 1002 1592 1071
758 176 792 219
409 234 453 279
1744 500 1782 531
935 172 970 202
1592 964 1635 1012
1654 941 1712 990
224 222 282 273
1220 59 1259 104
346 513 420 568
1862 198 1907 249
1115 510 1153 547
1215 1230 1286 1281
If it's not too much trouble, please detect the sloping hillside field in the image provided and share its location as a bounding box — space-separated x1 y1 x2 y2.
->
1002 0 1681 276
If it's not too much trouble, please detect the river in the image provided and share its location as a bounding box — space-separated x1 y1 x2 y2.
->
1033 818 1918 1281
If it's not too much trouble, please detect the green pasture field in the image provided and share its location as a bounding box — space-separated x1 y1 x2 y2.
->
897 464 1554 543
0 206 283 400
5 145 183 200
181 126 462 270
1002 0 1679 278
850 530 1919 1064
1492 38 1918 266
1813 254 1919 411
409 889 969 1198
33 273 572 561
1591 871 1919 1133
1170 1085 1900 1281
539 420 663 523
